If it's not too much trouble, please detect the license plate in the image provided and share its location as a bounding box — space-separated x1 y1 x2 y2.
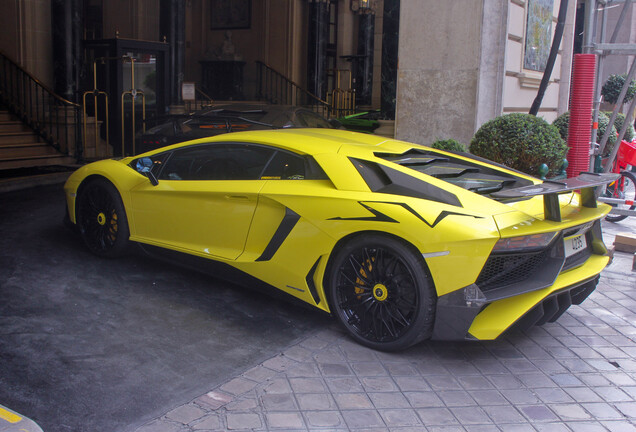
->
564 234 587 257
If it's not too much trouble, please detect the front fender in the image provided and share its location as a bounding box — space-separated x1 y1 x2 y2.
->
63 159 149 228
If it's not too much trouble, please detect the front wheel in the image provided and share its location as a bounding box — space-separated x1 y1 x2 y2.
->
76 178 130 257
604 171 636 223
327 234 436 351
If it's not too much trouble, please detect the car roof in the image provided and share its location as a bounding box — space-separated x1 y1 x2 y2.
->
156 128 416 157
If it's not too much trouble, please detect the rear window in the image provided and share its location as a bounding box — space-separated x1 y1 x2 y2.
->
376 149 533 196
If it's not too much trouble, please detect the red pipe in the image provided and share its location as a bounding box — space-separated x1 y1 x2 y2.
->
566 54 596 178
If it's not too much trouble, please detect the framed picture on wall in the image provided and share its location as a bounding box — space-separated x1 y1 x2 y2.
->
210 0 251 30
523 0 554 72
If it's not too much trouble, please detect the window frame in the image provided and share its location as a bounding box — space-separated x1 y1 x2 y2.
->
135 141 328 182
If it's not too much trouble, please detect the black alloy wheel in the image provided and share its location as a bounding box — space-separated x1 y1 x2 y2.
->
328 234 436 351
604 171 636 223
76 178 130 257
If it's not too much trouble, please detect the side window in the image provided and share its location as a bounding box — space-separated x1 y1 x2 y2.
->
261 151 306 180
159 143 275 180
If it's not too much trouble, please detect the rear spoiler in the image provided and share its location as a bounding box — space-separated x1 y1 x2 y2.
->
491 172 620 222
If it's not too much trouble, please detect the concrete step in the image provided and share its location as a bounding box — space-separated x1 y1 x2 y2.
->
0 154 75 170
0 121 30 133
0 131 42 145
0 110 76 171
0 142 60 159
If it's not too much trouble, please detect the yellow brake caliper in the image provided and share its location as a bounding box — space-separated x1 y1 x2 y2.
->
107 211 118 242
355 257 375 297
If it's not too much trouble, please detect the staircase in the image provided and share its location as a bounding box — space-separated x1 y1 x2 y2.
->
0 50 81 173
256 61 333 118
0 109 74 170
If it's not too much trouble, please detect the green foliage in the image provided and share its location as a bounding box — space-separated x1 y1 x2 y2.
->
431 139 466 152
552 111 617 156
470 113 567 176
604 112 635 142
601 74 636 104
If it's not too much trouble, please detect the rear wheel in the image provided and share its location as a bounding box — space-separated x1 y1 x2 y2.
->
76 178 130 257
604 171 636 223
327 234 436 351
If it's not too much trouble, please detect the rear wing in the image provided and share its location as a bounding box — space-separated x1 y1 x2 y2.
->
491 172 620 222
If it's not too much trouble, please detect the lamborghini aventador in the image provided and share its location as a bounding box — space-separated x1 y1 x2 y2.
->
64 129 618 351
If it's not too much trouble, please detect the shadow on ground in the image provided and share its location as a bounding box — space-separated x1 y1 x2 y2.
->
0 184 331 432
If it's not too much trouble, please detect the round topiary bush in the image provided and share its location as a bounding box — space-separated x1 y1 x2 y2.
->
552 111 617 156
601 74 636 104
431 139 466 152
470 113 567 176
604 112 635 142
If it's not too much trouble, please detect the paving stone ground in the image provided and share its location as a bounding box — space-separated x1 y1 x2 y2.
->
136 217 636 432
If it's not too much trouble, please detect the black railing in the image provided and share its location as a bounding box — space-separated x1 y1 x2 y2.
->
256 61 333 118
0 51 82 160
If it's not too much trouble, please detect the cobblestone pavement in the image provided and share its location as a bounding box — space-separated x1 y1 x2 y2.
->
136 218 636 432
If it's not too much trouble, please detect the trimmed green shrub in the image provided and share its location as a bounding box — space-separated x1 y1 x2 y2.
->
553 111 617 156
470 113 567 176
601 74 636 104
431 139 467 152
604 112 635 142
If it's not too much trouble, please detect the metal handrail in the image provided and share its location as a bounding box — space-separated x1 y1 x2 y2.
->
255 60 333 118
185 88 215 112
196 88 214 103
0 51 79 107
0 50 82 160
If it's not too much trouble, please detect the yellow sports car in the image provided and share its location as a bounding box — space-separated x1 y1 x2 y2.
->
64 129 618 351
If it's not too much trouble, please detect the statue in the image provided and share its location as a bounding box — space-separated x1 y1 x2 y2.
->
221 31 236 60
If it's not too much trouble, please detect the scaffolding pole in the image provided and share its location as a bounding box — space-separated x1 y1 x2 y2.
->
585 0 636 172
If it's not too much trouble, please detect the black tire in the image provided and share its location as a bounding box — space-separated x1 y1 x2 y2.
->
604 171 636 223
76 178 130 257
327 234 436 351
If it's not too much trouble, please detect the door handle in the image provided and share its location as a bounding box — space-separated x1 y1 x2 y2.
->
227 195 249 200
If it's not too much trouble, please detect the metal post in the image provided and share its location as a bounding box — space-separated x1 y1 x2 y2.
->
583 0 596 54
598 59 636 157
603 93 636 173
589 1 607 168
307 0 330 100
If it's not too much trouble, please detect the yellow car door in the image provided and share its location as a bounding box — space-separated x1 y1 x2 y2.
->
129 142 273 260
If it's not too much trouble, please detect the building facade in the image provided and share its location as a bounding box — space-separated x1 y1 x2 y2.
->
0 0 631 162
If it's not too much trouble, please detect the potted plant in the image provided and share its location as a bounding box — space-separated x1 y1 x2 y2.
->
553 111 617 156
470 113 567 177
431 139 467 152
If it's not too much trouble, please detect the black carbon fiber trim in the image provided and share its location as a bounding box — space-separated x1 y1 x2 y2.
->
387 202 483 227
328 201 481 227
349 157 463 207
306 257 321 305
256 208 300 262
328 202 398 223
504 275 599 334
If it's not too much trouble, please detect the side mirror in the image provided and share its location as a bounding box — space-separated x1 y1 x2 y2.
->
135 157 159 186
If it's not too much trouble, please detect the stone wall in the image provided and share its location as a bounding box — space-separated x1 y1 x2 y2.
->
395 0 576 146
395 0 485 145
0 0 53 88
